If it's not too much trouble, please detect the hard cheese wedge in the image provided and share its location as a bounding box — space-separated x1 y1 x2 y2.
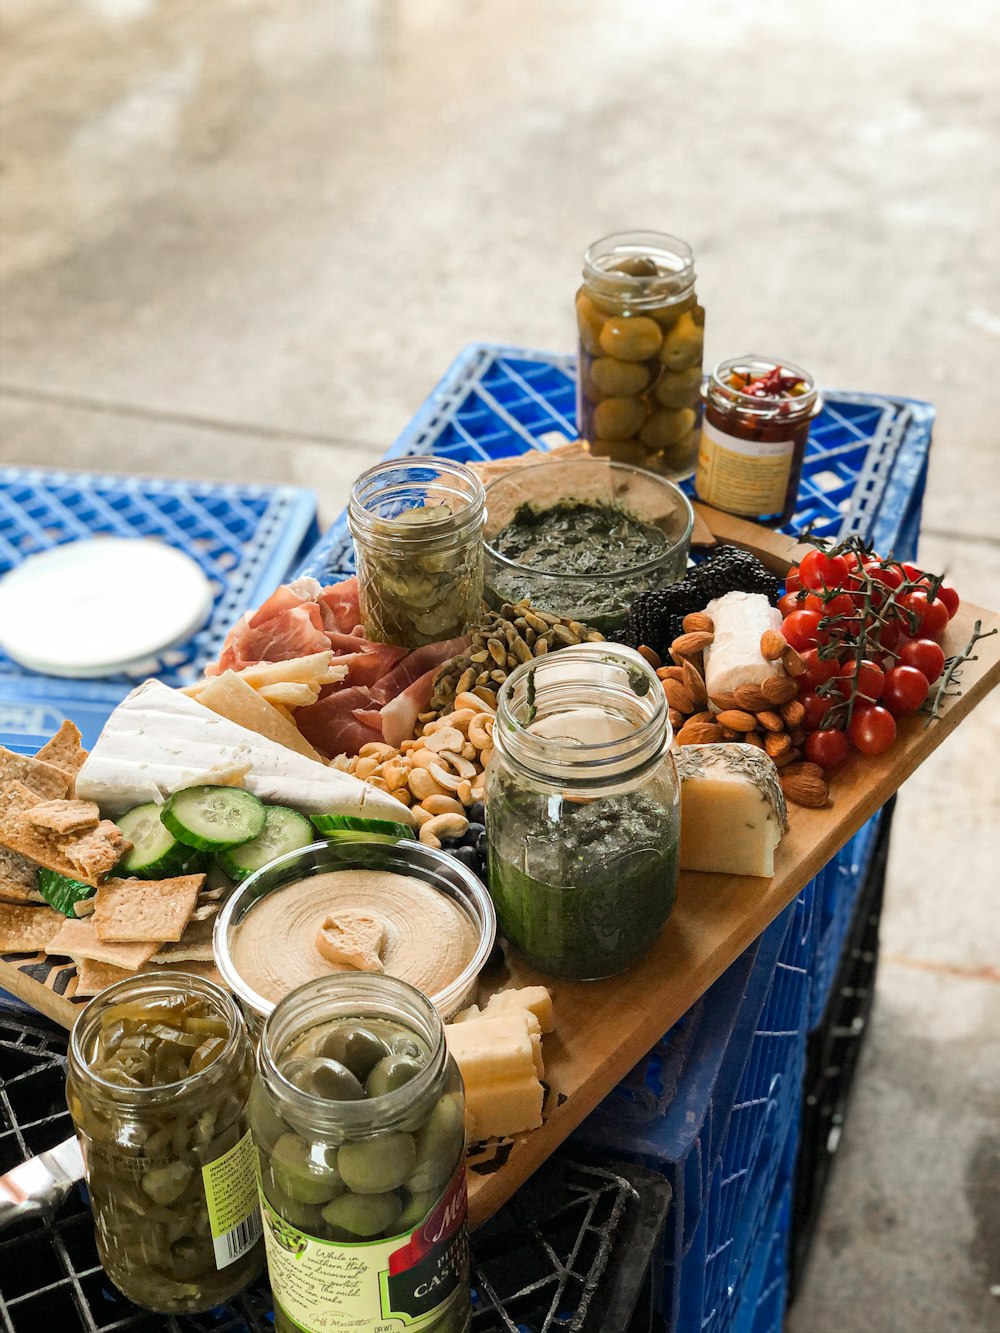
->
75 680 413 826
675 743 788 877
446 1011 546 1141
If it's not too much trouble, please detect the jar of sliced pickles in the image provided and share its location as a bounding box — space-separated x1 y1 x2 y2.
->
576 230 705 479
252 974 470 1333
66 975 262 1314
349 457 486 649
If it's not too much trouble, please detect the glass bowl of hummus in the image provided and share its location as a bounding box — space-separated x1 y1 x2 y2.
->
213 838 496 1031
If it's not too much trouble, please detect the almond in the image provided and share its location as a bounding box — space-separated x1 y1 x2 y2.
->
761 674 798 705
782 645 808 677
781 773 831 808
715 708 757 733
780 699 806 728
788 726 806 746
682 659 708 707
683 611 715 634
760 629 787 661
677 721 724 745
637 644 663 670
686 710 715 726
710 691 742 712
773 748 802 768
657 665 686 682
734 683 771 712
764 731 793 758
782 761 825 781
742 730 765 749
668 707 685 730
662 678 696 713
756 710 785 733
670 630 714 659
719 726 741 741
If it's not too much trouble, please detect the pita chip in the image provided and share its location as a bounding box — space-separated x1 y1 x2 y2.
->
45 917 159 970
35 722 88 778
75 957 138 997
0 784 124 886
93 875 203 944
62 822 129 882
0 846 38 890
0 901 63 952
0 878 46 905
0 748 71 801
148 916 216 963
27 800 100 836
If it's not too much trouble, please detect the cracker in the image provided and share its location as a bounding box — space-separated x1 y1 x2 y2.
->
0 878 46 905
196 672 323 761
74 896 97 917
75 957 137 997
93 875 203 944
62 821 128 882
148 916 216 962
45 917 159 970
0 847 38 889
0 748 71 801
150 958 225 987
0 781 112 885
35 722 87 779
26 800 100 835
0 901 63 952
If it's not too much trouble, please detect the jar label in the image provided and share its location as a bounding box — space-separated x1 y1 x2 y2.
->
202 1128 263 1270
262 1164 469 1332
696 419 795 516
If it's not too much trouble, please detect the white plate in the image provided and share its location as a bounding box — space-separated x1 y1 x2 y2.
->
0 538 214 678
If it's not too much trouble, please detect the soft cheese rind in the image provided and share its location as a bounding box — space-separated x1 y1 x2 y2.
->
675 743 788 877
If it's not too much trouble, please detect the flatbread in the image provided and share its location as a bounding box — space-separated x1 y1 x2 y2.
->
148 916 216 963
0 748 71 801
196 672 323 761
93 875 203 944
45 917 159 970
0 847 38 889
0 901 63 952
35 722 87 778
26 800 100 835
0 878 46 905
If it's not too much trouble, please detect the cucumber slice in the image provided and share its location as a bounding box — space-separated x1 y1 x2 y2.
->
161 786 266 852
37 869 94 916
117 803 205 878
216 806 315 881
310 814 415 844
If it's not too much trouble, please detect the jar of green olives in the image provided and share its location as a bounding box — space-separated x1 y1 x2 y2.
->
252 974 470 1333
66 975 263 1314
576 230 705 479
349 457 486 649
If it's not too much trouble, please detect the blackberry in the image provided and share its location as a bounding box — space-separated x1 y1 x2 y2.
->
621 546 780 655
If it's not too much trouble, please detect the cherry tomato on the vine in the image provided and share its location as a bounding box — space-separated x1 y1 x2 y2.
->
801 590 855 621
805 728 849 769
778 590 804 618
782 609 822 652
898 638 945 684
882 666 929 718
872 619 901 654
800 647 841 690
847 703 897 756
902 562 927 584
785 565 802 594
899 589 948 639
863 560 904 593
800 690 831 732
937 581 960 620
837 658 885 701
799 549 850 592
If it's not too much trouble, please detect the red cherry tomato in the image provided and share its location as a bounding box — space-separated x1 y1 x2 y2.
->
782 609 822 652
778 590 805 618
847 703 897 756
805 728 849 769
801 590 855 621
800 690 831 731
785 565 802 594
863 560 904 593
882 666 929 718
800 647 841 690
902 562 927 583
837 658 885 701
898 589 949 639
936 581 960 620
873 619 901 653
799 549 850 592
898 638 945 683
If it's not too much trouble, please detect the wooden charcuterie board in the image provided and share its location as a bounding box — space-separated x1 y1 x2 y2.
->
2 513 998 1229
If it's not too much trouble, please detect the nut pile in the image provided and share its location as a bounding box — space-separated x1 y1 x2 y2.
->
426 599 604 719
641 612 831 808
333 692 497 848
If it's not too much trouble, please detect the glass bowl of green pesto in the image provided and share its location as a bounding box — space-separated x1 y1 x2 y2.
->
483 458 694 633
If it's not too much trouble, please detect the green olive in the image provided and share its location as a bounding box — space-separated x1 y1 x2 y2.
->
265 1186 326 1234
598 316 662 362
660 427 699 472
319 1025 396 1080
591 357 651 397
408 1094 465 1193
288 1056 366 1102
398 1187 441 1230
592 396 648 442
321 1191 403 1239
338 1132 416 1194
654 365 703 408
640 407 696 451
389 1033 424 1060
249 1080 290 1150
609 255 659 277
587 438 646 466
575 292 606 354
269 1132 343 1204
659 311 704 371
650 292 697 326
365 1055 424 1098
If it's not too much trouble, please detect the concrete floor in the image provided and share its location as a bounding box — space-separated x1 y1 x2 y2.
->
1 1 998 1328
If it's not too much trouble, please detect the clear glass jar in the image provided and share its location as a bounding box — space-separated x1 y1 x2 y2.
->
696 354 820 526
576 230 705 480
66 974 262 1314
252 974 470 1333
485 643 680 980
349 457 486 649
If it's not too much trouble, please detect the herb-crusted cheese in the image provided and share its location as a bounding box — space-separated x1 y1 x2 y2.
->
703 591 784 701
675 743 788 878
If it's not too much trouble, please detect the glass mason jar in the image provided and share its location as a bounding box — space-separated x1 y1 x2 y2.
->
485 643 680 980
349 457 486 649
66 974 262 1314
252 974 470 1333
576 230 705 480
696 355 820 526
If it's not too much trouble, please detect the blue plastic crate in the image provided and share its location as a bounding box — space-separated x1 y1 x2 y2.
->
0 469 318 751
297 342 934 583
738 1120 798 1333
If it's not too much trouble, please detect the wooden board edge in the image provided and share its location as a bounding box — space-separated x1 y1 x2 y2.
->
0 956 79 1029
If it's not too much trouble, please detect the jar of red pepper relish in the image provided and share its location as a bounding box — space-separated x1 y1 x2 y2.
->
696 355 820 527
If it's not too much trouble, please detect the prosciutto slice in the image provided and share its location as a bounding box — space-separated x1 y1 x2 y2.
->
296 686 383 758
317 577 362 636
237 603 330 666
368 636 470 706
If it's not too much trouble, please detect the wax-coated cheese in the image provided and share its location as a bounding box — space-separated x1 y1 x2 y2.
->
676 743 788 877
703 592 784 702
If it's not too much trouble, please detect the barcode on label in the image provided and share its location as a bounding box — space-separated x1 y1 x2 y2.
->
213 1206 262 1269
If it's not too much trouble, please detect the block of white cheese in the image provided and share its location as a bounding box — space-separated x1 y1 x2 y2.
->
675 743 788 877
703 592 784 703
446 1010 546 1141
453 985 555 1034
75 679 413 825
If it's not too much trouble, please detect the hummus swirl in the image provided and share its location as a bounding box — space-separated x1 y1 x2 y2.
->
230 869 479 1005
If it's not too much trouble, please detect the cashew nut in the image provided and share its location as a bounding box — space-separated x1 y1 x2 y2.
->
420 794 466 817
455 690 496 715
419 813 470 847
